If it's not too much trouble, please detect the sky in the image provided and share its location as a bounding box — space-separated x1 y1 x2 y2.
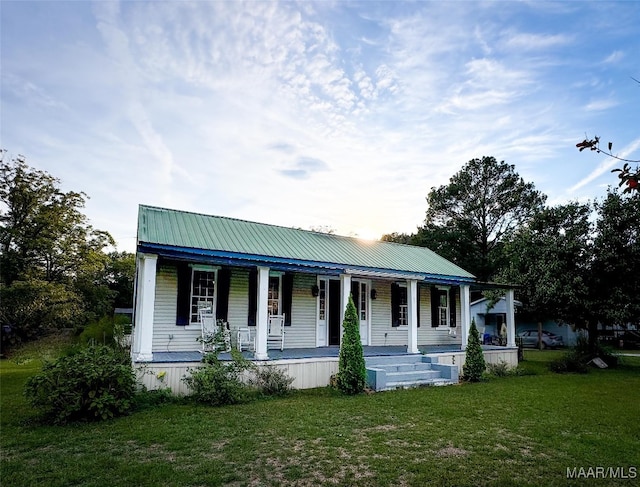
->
1 1 639 253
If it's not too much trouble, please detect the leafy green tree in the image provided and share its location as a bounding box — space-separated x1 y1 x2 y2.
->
396 157 546 282
501 202 593 347
424 157 546 281
589 190 640 338
0 153 128 346
336 295 366 395
463 319 485 382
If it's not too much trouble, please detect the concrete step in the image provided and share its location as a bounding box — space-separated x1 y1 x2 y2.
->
386 370 441 382
365 355 427 367
384 378 455 390
377 362 433 373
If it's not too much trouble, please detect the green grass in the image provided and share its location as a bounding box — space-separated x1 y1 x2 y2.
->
2 347 639 486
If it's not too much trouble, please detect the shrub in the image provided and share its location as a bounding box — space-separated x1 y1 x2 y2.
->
336 295 366 395
251 365 294 397
463 318 486 382
183 350 254 406
549 349 590 374
24 345 136 424
486 360 512 377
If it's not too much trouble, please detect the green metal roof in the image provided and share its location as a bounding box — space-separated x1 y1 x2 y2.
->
137 205 475 281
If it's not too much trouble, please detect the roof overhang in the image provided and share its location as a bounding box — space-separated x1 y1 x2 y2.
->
138 242 476 286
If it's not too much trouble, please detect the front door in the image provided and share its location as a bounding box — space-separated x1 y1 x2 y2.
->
351 280 369 346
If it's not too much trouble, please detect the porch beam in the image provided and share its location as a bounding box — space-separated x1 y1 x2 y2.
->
339 273 352 339
133 253 157 362
460 284 471 350
406 279 419 354
254 266 270 360
505 289 516 347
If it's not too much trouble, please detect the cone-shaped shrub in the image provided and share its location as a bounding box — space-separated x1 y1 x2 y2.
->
463 318 486 382
336 294 367 394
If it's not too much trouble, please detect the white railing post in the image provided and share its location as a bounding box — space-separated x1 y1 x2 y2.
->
506 289 516 347
460 284 470 350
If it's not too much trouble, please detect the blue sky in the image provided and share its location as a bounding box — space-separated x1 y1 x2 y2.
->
2 1 639 252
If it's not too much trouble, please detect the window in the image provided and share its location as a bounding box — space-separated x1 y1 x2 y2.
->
438 289 448 326
268 275 281 315
190 269 216 324
391 283 408 327
318 279 326 320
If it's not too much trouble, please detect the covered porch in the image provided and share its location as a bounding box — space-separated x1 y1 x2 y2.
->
137 344 519 393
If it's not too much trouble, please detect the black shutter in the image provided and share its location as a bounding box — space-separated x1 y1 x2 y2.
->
391 283 400 327
417 285 421 328
449 288 457 327
248 268 257 326
176 262 191 326
216 268 231 321
351 281 359 313
283 273 293 326
430 286 439 327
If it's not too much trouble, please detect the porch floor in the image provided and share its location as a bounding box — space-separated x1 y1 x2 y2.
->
148 345 512 363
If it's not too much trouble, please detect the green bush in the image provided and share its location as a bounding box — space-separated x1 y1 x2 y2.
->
24 345 136 424
183 350 254 406
549 349 590 374
79 314 131 347
250 365 294 397
336 295 367 395
486 360 512 377
463 319 486 382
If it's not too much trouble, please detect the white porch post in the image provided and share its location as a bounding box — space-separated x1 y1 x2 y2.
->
132 253 157 362
506 289 516 347
406 279 419 354
460 284 471 350
339 273 352 339
254 266 270 360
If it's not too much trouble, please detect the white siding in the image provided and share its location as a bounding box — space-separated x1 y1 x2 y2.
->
152 265 201 352
287 273 316 348
418 286 462 346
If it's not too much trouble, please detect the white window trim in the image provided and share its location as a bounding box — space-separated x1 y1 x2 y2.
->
186 267 218 327
436 285 450 328
397 282 408 327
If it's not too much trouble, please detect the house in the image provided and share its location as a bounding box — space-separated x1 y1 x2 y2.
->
470 297 581 346
132 205 518 393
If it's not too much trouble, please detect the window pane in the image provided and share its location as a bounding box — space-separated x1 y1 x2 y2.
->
360 283 367 321
319 280 326 320
268 276 281 315
399 287 408 325
191 270 215 323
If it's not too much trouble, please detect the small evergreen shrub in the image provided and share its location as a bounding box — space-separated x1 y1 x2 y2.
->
336 295 367 395
251 365 294 397
183 350 254 406
24 345 136 424
463 319 486 382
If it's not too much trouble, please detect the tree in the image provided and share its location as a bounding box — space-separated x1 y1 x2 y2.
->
336 295 367 395
422 157 546 282
462 319 485 382
501 202 593 347
576 138 639 194
0 153 125 347
589 191 640 335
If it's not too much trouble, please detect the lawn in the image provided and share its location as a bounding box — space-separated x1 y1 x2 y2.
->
1 348 639 487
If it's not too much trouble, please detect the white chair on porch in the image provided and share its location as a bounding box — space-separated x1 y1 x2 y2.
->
237 327 255 352
198 305 231 353
267 314 285 351
199 306 217 353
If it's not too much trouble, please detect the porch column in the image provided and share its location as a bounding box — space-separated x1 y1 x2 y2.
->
460 284 471 350
254 266 270 360
505 289 516 347
406 279 419 354
339 273 352 338
132 253 157 362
